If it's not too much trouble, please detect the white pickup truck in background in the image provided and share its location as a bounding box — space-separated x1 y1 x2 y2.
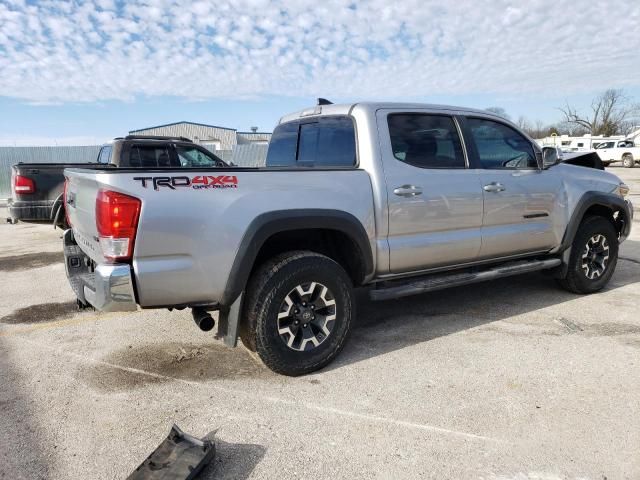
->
593 140 640 167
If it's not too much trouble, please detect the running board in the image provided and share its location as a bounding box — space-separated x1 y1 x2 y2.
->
370 258 561 301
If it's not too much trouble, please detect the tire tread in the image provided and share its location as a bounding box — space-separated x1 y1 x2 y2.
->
241 250 353 376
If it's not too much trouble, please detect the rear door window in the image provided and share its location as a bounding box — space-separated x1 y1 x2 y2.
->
387 114 465 169
129 145 173 167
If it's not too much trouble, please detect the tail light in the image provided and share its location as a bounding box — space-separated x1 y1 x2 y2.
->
96 189 141 262
13 174 35 194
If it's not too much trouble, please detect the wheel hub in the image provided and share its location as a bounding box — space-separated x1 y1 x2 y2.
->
277 282 337 351
581 234 609 280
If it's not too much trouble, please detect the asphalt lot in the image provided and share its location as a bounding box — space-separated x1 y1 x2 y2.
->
1 166 640 480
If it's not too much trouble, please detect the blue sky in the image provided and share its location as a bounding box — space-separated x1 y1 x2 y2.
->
1 0 639 145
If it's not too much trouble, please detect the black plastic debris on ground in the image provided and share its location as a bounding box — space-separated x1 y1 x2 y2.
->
127 425 215 480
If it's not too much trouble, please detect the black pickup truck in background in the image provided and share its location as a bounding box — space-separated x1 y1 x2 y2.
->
8 161 105 227
7 135 227 228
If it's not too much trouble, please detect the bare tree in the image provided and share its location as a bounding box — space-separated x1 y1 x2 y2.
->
516 115 531 131
485 107 510 120
555 120 589 136
559 89 640 136
516 115 554 139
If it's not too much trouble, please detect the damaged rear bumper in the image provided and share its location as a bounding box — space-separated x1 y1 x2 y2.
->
63 229 137 312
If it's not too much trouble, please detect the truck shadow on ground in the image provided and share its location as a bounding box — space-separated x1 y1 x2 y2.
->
330 245 640 371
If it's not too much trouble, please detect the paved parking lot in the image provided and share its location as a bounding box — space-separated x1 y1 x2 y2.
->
1 166 640 480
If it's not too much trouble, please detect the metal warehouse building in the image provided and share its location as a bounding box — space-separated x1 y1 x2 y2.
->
0 122 272 198
128 121 271 151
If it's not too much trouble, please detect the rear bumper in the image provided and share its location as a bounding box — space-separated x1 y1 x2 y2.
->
63 229 137 312
8 200 55 222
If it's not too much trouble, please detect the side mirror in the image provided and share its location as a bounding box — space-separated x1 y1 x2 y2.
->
542 147 561 168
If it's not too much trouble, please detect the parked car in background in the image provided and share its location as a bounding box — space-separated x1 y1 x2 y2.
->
594 140 640 167
62 102 633 376
7 136 226 227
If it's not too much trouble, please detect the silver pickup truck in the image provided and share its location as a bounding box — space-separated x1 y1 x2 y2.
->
63 101 633 376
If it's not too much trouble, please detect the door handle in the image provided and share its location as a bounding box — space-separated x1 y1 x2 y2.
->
483 182 505 193
393 185 423 197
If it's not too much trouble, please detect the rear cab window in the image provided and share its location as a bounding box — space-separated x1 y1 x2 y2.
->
129 145 174 167
266 116 356 167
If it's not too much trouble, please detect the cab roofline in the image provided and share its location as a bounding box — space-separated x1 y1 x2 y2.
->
277 101 509 125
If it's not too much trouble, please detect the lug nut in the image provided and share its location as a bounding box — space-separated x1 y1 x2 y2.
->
312 315 315 320
303 323 308 328
310 305 315 310
294 320 299 325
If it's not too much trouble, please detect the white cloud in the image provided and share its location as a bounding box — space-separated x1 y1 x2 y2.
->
0 134 109 147
0 0 638 104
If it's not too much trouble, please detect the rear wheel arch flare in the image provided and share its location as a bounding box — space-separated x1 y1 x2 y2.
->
220 209 373 306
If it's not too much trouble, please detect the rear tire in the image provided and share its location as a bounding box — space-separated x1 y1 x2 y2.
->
557 216 618 294
241 251 354 376
622 154 635 168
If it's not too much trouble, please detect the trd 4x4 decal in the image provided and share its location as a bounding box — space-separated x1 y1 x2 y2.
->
134 175 238 191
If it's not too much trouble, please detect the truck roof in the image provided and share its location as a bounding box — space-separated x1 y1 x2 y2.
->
101 135 195 147
278 101 507 124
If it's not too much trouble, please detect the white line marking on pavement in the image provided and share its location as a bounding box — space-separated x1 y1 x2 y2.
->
12 336 502 444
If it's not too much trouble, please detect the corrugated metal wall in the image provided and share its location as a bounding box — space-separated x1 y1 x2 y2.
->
237 132 272 144
0 146 100 198
130 124 238 150
202 143 268 167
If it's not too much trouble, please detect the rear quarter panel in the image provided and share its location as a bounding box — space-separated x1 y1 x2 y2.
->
67 169 376 307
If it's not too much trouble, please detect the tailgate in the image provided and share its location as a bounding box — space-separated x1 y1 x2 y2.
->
65 168 137 263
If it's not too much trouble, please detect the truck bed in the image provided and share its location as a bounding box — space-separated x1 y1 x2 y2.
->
8 162 106 226
64 166 376 308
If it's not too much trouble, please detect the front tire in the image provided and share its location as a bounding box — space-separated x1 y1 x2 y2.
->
241 251 354 376
557 216 618 294
622 154 635 168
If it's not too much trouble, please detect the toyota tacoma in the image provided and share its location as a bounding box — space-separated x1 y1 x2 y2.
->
62 101 633 376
